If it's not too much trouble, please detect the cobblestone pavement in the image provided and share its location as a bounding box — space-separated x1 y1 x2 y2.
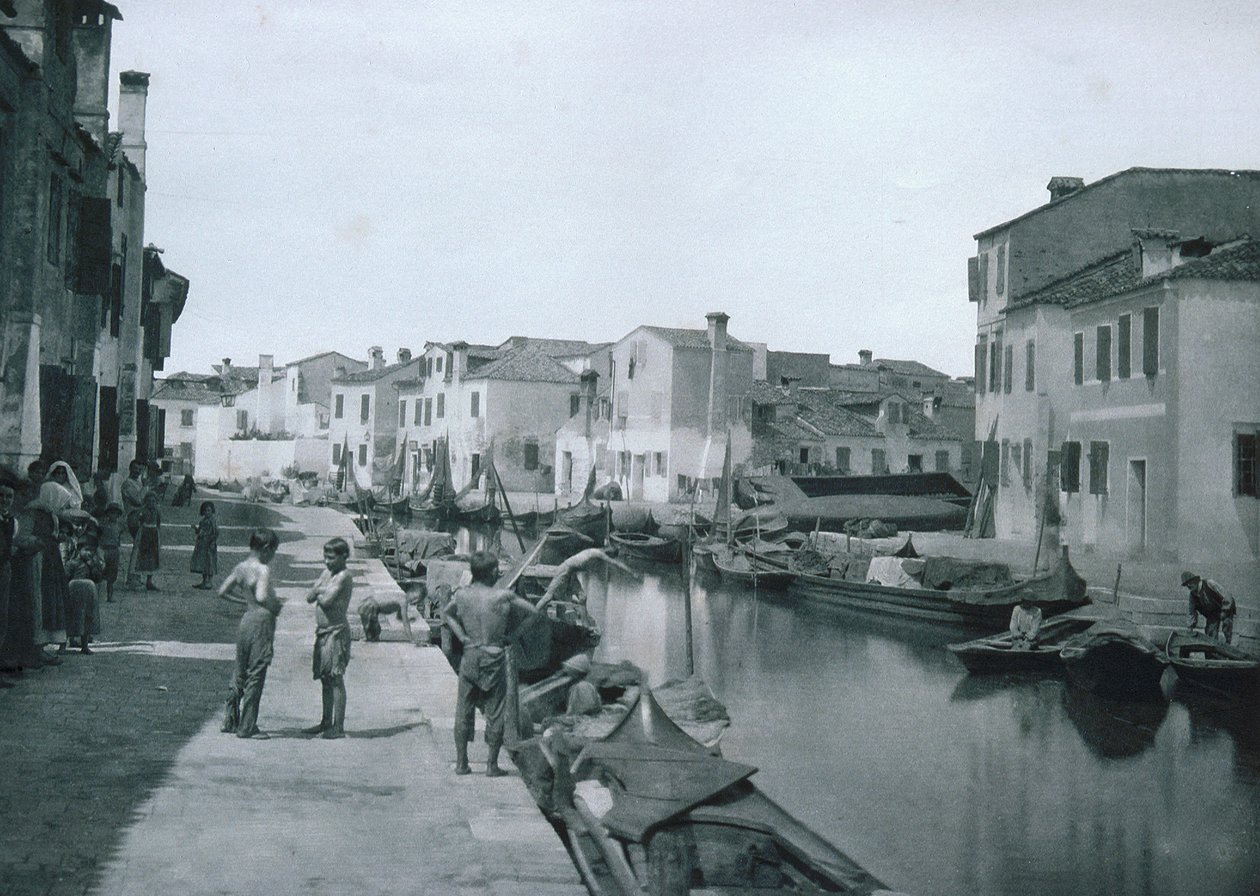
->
0 495 582 896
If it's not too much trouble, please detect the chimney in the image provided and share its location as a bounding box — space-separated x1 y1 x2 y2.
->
448 341 467 382
922 395 936 419
72 8 118 147
118 71 150 182
705 311 729 352
858 349 873 366
1047 176 1085 202
334 365 346 379
397 348 412 364
705 313 730 435
221 357 232 375
1133 229 1182 278
368 346 385 370
581 369 599 439
259 353 273 375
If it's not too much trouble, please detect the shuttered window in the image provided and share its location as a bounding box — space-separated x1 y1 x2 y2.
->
1143 307 1160 376
935 450 950 472
1022 438 1033 489
413 398 422 425
1088 441 1109 494
1117 314 1131 379
975 338 987 394
360 394 370 423
470 392 480 418
1003 345 1013 394
1237 430 1258 497
1096 325 1111 382
1025 341 1035 391
995 244 1006 296
1000 439 1010 486
334 394 344 419
1073 334 1084 385
1060 441 1081 493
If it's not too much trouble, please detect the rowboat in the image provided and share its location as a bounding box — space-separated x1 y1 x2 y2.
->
1060 620 1169 701
556 500 609 546
1164 631 1260 699
609 530 682 564
947 613 1101 673
709 545 797 590
552 688 894 896
758 547 1089 631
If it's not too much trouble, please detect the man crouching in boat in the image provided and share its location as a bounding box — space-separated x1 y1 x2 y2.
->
1182 571 1237 645
1009 597 1043 649
443 551 542 777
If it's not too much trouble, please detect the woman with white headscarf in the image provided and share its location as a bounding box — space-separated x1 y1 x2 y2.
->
28 463 79 652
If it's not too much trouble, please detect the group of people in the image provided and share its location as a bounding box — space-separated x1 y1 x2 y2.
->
215 529 354 740
0 458 192 686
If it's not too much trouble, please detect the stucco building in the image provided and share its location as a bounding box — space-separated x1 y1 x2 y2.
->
328 347 420 488
971 169 1260 563
554 313 755 503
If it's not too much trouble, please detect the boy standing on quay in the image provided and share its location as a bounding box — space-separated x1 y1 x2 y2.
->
217 528 282 739
304 537 353 740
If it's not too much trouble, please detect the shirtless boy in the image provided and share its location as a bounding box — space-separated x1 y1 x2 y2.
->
217 528 282 739
304 537 353 739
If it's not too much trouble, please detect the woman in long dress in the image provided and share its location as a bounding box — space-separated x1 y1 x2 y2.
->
30 463 82 653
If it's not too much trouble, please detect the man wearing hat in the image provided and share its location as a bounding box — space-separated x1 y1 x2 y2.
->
1182 572 1236 644
560 654 602 717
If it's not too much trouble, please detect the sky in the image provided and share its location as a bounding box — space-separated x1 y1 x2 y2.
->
105 0 1260 379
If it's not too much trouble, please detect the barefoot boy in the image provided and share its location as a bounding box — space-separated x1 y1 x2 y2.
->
304 537 353 739
217 528 282 739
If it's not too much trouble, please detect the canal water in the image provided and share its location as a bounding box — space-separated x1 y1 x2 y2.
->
578 562 1260 896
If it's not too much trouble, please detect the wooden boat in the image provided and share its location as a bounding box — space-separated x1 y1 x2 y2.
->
758 547 1089 631
709 545 797 590
1164 631 1260 699
947 613 1101 673
1060 620 1169 701
553 689 891 896
539 525 596 565
609 530 682 564
556 500 608 546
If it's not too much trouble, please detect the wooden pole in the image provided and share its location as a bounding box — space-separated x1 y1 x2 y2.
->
493 463 526 552
1112 564 1122 605
681 510 696 677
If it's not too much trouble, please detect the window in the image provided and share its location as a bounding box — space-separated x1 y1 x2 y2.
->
975 337 988 394
360 394 370 423
616 390 628 429
470 454 480 481
180 409 194 427
470 392 480 418
1022 438 1033 489
1088 441 1109 494
47 174 63 265
653 452 666 476
332 443 342 465
995 244 1006 296
978 253 989 305
436 356 443 373
116 166 125 207
1096 325 1111 382
908 454 923 473
1237 429 1258 497
413 397 422 426
424 398 432 426
426 357 433 377
357 444 367 466
523 442 539 471
1073 333 1084 385
570 394 581 417
1025 341 1035 391
1143 307 1160 376
436 393 445 418
627 355 635 379
1000 439 1010 486
1060 441 1081 493
1003 345 1013 394
236 410 248 432
799 446 810 465
934 450 950 472
1118 314 1131 379
399 401 406 427
988 337 1001 392
836 447 851 473
334 394 344 419
872 448 887 474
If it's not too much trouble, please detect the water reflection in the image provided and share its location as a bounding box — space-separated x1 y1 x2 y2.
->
580 557 1260 896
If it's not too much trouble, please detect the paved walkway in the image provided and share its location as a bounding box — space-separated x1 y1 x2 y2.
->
0 497 581 896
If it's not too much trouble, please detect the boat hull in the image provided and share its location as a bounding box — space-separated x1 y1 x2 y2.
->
786 562 1088 631
948 614 1100 673
1165 631 1260 698
609 531 682 564
1061 626 1169 701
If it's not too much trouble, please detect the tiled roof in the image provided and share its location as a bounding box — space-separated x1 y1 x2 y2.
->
332 360 418 384
795 392 882 437
749 381 793 404
873 358 949 378
906 410 959 441
467 348 580 384
497 337 606 357
639 326 754 353
1165 238 1260 282
285 350 366 369
150 378 221 405
1013 238 1260 310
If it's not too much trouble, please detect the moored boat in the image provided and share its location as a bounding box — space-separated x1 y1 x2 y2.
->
549 689 894 896
1164 630 1260 699
758 546 1089 631
947 613 1101 673
709 544 797 590
609 530 682 564
1060 620 1169 701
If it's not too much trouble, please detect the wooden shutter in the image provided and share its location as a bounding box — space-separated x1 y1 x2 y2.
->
1060 441 1081 493
75 196 112 295
1073 334 1083 384
1003 345 1013 394
1117 314 1131 379
1025 341 1035 391
1143 307 1159 376
1088 441 1109 494
968 256 981 302
1096 326 1111 382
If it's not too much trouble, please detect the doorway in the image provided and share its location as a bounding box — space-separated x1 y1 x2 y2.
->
1126 459 1147 555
